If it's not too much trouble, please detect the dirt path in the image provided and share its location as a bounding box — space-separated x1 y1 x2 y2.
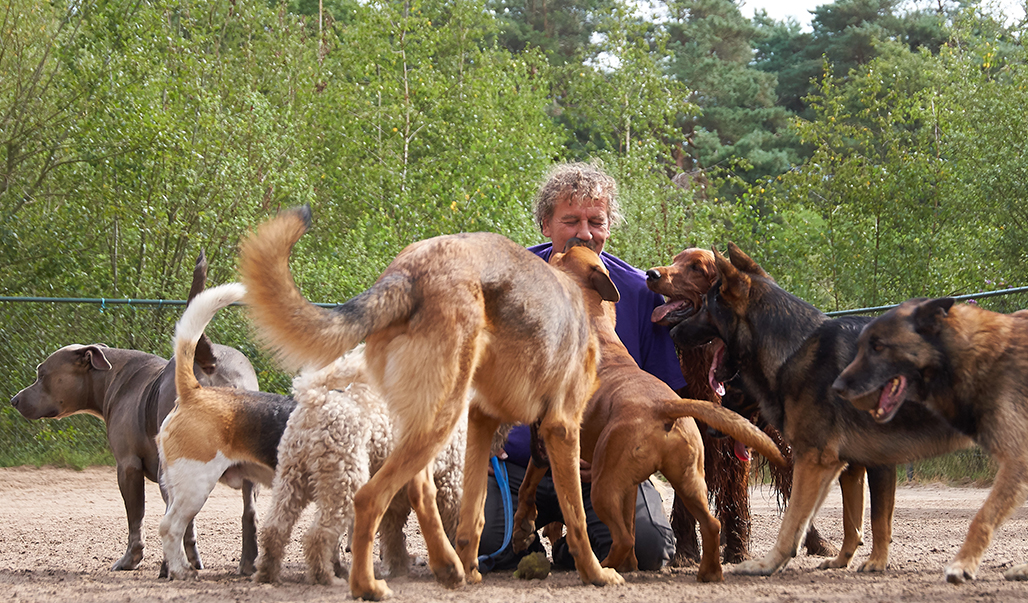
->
3 466 1028 602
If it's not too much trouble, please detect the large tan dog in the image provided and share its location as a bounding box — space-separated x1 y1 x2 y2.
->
157 283 296 580
237 206 623 600
512 241 786 581
832 298 1028 584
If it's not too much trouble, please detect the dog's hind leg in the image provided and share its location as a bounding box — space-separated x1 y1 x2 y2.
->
379 492 414 576
114 461 148 571
859 465 895 572
304 507 347 585
255 467 312 583
734 451 846 576
350 411 466 600
239 480 259 576
947 456 1028 583
819 464 865 569
160 461 227 580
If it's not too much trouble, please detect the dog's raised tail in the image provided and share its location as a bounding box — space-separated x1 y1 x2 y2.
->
238 206 413 373
663 398 788 467
173 282 248 402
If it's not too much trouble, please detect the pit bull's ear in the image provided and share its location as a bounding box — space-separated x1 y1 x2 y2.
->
713 247 749 305
913 297 955 336
80 345 113 371
590 268 620 302
727 242 770 279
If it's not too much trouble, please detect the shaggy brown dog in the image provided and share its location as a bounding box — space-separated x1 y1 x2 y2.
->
833 298 1028 584
646 248 835 564
512 241 786 581
237 206 623 600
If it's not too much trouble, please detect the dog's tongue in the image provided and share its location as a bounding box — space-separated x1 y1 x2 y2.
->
709 341 726 397
877 375 907 419
733 440 751 462
651 300 685 324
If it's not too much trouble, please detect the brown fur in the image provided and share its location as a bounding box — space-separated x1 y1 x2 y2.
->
833 297 1028 583
236 206 624 600
511 242 786 581
157 283 296 581
646 248 835 564
670 244 972 577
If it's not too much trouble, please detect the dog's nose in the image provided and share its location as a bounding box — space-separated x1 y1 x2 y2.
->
645 269 661 281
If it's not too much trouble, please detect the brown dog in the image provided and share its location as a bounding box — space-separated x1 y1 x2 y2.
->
158 282 296 580
237 206 623 600
9 253 259 574
833 298 1028 583
646 247 834 563
511 241 786 581
670 244 972 577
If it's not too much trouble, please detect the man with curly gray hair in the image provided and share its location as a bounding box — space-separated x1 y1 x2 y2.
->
480 161 682 573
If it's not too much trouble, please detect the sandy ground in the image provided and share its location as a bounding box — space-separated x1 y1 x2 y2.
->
3 466 1028 602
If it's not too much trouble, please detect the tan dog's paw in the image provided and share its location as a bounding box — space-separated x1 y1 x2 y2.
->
944 559 976 584
589 566 624 586
856 557 887 572
352 577 393 601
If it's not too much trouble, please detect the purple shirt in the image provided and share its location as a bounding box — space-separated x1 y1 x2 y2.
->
503 244 687 467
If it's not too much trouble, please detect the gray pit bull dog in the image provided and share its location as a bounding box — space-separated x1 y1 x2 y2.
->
9 252 260 575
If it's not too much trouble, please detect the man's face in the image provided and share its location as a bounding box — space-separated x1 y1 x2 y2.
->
541 196 610 254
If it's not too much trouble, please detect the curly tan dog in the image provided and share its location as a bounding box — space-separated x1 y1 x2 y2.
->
512 241 786 582
255 344 466 585
238 206 623 600
645 247 835 564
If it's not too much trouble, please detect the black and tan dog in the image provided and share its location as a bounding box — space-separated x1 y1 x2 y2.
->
645 247 834 564
670 243 973 576
157 282 296 580
512 240 786 581
237 206 623 600
10 253 260 574
833 297 1028 584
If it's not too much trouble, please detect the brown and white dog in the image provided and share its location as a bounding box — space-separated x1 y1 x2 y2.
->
237 206 624 600
157 282 296 580
512 241 786 581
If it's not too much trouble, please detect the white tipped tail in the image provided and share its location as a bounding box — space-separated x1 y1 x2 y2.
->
173 282 248 402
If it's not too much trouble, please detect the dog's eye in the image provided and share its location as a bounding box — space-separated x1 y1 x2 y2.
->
871 339 885 353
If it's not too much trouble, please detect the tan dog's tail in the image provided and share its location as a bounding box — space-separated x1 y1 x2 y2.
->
662 398 787 466
173 282 248 404
238 205 414 372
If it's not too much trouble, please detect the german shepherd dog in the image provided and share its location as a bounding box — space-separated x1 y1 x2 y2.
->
833 297 1028 584
237 206 623 600
670 243 972 575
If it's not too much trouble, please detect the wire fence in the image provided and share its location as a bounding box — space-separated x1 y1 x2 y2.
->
2 286 1027 476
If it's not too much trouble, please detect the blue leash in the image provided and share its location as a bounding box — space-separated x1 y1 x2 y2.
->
477 455 513 573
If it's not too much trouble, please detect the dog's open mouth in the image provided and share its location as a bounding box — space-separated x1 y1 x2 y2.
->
871 376 907 423
651 299 697 325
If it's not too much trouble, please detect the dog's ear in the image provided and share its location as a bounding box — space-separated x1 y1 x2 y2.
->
79 345 113 371
590 267 620 302
912 297 955 336
727 242 770 279
713 247 749 304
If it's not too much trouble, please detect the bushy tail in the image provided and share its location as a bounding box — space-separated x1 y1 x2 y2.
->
238 205 414 373
173 282 248 404
662 398 787 466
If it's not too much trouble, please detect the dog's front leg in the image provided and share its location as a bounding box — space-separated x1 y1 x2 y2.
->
819 464 865 570
454 408 500 583
540 417 623 587
114 461 147 571
511 460 547 552
859 464 896 572
734 450 845 576
948 457 1028 583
